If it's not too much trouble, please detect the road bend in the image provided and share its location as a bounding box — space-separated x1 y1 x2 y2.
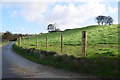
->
1 42 96 79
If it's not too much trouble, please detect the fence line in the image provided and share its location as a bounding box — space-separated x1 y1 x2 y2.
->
19 31 87 57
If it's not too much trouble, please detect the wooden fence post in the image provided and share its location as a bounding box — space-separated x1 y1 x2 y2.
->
19 37 21 45
82 31 87 57
17 38 19 45
36 35 38 48
46 35 48 50
61 34 63 52
22 37 23 45
28 36 30 48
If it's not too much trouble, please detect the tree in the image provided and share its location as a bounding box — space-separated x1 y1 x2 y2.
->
96 15 113 25
2 31 24 41
55 28 61 32
106 16 113 25
96 15 106 25
2 31 14 41
47 24 56 32
47 23 61 32
47 23 57 32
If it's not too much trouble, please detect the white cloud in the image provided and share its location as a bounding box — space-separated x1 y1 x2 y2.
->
108 6 118 13
19 3 49 22
10 1 118 30
43 1 106 30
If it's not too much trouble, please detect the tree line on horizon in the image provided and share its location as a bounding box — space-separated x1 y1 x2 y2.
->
2 31 33 42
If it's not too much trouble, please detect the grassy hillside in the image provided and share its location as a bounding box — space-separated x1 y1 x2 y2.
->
29 25 118 44
19 24 118 57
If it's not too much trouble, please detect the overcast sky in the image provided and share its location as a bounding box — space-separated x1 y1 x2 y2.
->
1 0 119 34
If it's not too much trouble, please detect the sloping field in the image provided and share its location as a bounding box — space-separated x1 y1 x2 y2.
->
19 24 118 57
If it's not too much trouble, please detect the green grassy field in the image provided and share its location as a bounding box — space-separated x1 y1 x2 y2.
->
13 24 119 77
19 24 118 57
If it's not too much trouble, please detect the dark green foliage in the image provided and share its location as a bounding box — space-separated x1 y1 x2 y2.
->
2 31 25 41
96 15 113 25
2 31 14 41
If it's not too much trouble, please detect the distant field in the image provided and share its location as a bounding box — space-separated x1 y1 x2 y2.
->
17 25 118 57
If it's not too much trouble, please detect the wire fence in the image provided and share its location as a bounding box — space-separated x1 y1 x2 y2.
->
17 31 118 57
17 31 86 57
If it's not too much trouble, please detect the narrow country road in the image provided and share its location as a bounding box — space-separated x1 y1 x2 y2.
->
1 42 96 79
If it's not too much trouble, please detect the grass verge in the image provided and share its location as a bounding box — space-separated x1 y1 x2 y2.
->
0 41 9 47
12 43 119 77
